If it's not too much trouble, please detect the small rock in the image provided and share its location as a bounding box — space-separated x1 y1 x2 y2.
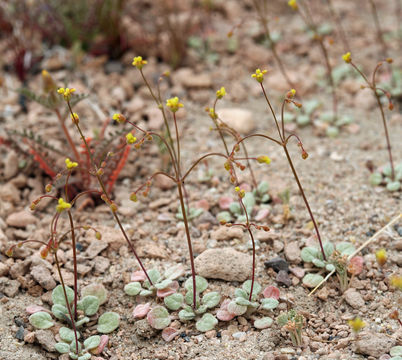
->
218 108 256 134
264 257 289 273
137 240 168 259
145 107 164 130
35 329 56 352
31 265 56 290
0 183 20 203
195 248 252 281
290 267 305 279
212 227 244 241
85 226 125 251
344 288 365 309
273 240 284 253
93 256 110 273
232 331 247 341
0 262 9 276
276 270 291 287
24 331 35 343
284 242 301 264
6 210 37 228
133 319 158 339
316 286 329 301
355 331 396 357
85 240 108 259
4 150 19 179
15 326 25 340
0 276 20 297
394 239 402 251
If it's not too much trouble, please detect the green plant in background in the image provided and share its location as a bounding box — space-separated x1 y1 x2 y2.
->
343 53 399 191
277 309 305 346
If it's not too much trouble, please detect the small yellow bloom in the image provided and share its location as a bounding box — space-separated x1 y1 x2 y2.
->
207 107 217 120
113 113 126 124
71 112 79 124
56 198 72 213
57 87 76 101
235 186 240 192
251 69 268 83
132 56 147 69
375 248 387 267
126 133 137 144
216 87 226 99
287 89 296 98
166 97 184 113
65 158 78 169
257 155 271 164
342 52 352 63
130 193 138 202
288 0 298 10
390 275 402 290
348 317 366 333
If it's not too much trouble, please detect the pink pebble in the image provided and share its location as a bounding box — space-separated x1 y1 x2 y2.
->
255 208 270 221
196 199 210 211
348 256 364 275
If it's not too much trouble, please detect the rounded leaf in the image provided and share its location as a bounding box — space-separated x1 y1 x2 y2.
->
133 303 151 319
185 290 200 307
387 181 401 192
336 242 355 256
51 304 68 320
59 327 80 343
55 342 70 354
257 181 269 195
84 335 101 350
131 270 147 282
325 263 335 272
312 258 326 268
162 327 180 342
164 264 185 280
75 317 90 327
78 354 91 360
29 311 54 329
147 306 171 329
260 298 279 310
81 283 108 305
235 297 251 306
234 288 248 299
216 211 232 223
52 285 74 306
348 256 364 275
157 281 179 298
301 247 318 262
217 309 236 321
322 242 335 259
70 340 82 354
196 313 218 332
297 114 310 126
390 346 402 357
302 274 324 288
262 286 280 300
144 268 161 286
184 276 208 293
254 317 273 329
178 309 196 321
81 295 99 316
92 334 109 355
139 289 153 297
155 279 173 290
229 202 242 215
202 292 221 309
242 280 261 299
227 301 247 316
124 282 142 296
97 312 120 334
164 293 184 311
369 172 383 186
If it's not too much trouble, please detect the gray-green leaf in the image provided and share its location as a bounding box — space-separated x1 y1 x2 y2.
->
29 312 54 329
196 313 218 332
52 285 74 306
97 312 120 333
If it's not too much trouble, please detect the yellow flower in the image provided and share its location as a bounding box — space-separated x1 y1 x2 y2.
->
166 97 184 113
71 112 79 124
113 113 126 124
342 52 351 63
57 87 76 101
348 317 366 333
288 0 298 10
235 186 240 192
390 275 402 290
65 158 78 170
257 155 271 164
207 107 217 120
130 193 138 202
56 198 72 213
216 87 226 99
287 89 296 98
251 69 268 83
126 133 137 144
375 248 387 267
132 56 147 69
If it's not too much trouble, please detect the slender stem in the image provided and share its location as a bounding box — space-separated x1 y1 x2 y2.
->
368 0 388 56
67 211 78 320
173 113 181 176
54 249 79 355
260 84 284 142
282 146 326 260
246 227 256 301
326 0 350 52
177 180 197 309
55 109 81 163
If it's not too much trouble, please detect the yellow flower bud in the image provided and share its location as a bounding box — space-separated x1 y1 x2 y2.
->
251 69 268 83
71 112 79 124
132 56 147 69
113 113 126 124
126 133 137 144
65 158 78 170
257 156 271 165
288 0 298 10
56 198 72 213
375 248 387 267
342 52 351 63
348 317 366 333
216 86 226 99
57 87 76 101
166 97 184 113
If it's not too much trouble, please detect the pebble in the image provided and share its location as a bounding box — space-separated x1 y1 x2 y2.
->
284 242 301 264
264 257 289 273
93 256 110 273
0 277 20 297
3 150 19 179
290 267 305 279
218 108 256 134
35 329 56 352
194 248 252 281
212 226 244 241
0 183 20 203
343 288 365 309
276 270 292 287
15 326 25 340
137 240 168 259
356 331 396 357
6 210 37 228
232 331 247 341
85 240 108 259
0 262 9 276
31 265 56 290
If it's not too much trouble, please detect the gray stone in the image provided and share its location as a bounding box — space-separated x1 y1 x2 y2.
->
35 329 56 352
6 210 37 228
194 248 252 282
356 331 396 357
212 227 244 241
284 241 301 264
218 108 256 134
31 265 56 290
344 288 365 309
264 257 289 273
276 270 292 287
85 240 108 259
133 319 158 339
0 276 20 297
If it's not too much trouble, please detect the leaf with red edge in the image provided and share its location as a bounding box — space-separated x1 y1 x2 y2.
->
133 303 151 319
348 256 364 275
219 196 233 210
162 327 180 342
262 285 280 300
90 335 109 355
131 270 148 282
26 305 51 315
157 281 179 298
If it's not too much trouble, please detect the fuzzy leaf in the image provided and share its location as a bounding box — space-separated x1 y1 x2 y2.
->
227 301 247 316
369 172 383 186
139 289 153 297
162 327 180 342
155 279 173 290
262 286 280 300
260 298 279 310
254 317 273 329
243 192 255 214
277 313 289 327
144 269 162 287
97 312 120 334
235 297 251 306
184 276 208 293
234 288 248 299
242 280 261 299
133 303 151 319
78 355 91 360
59 327 79 343
302 274 324 288
55 342 70 354
52 304 68 320
157 281 179 298
124 282 142 296
336 242 355 256
81 283 108 305
52 285 74 306
301 247 318 262
195 305 208 315
216 211 232 223
297 114 310 126
81 296 99 316
202 292 221 309
196 313 218 332
178 308 196 321
312 258 326 268
147 306 170 329
164 264 185 280
29 311 54 329
387 181 401 192
164 293 184 311
75 317 90 327
322 242 335 259
257 181 269 195
185 290 200 307
84 335 101 350
70 340 82 354
325 263 335 272
390 346 402 357
229 201 242 215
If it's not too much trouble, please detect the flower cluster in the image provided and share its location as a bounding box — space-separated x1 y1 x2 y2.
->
216 86 226 99
251 69 267 83
113 113 126 124
342 52 351 63
132 56 147 69
65 158 78 169
288 0 298 10
57 87 76 101
126 133 137 144
56 198 72 213
257 155 271 165
70 112 79 124
166 97 184 113
235 186 245 198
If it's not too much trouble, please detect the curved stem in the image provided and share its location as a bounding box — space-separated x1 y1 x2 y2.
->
181 152 228 182
246 227 256 302
261 84 283 142
55 109 81 163
66 211 78 320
